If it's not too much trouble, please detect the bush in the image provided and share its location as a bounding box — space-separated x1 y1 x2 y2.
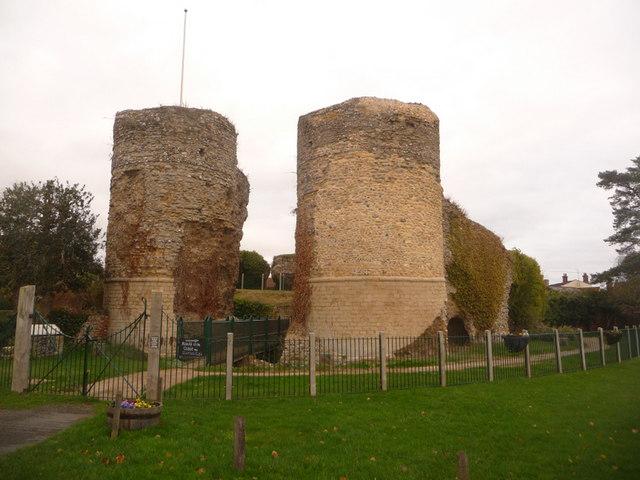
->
508 249 547 332
0 296 12 310
545 290 620 330
47 309 88 336
233 299 274 318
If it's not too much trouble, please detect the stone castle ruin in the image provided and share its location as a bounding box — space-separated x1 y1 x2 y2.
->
292 97 513 340
292 98 448 338
103 106 249 332
102 98 515 342
270 254 295 289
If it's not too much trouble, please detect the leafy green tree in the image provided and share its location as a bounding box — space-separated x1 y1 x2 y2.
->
0 179 102 297
238 250 270 289
594 155 640 282
507 249 547 331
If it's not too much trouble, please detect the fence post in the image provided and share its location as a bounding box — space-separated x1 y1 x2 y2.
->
233 416 246 471
553 329 563 373
578 329 587 371
485 330 494 382
635 326 640 358
524 341 532 378
241 273 244 290
146 291 162 401
598 327 605 366
309 332 316 397
226 332 234 400
626 326 632 359
437 331 446 387
11 285 36 393
614 326 622 363
379 332 387 392
81 327 91 396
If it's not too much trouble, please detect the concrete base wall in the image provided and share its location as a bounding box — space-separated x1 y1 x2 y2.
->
306 276 447 338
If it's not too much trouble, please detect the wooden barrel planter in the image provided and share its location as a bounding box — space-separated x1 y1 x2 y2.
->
107 404 162 431
503 335 529 353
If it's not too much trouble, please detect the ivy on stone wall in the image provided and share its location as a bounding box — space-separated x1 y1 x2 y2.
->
445 201 511 331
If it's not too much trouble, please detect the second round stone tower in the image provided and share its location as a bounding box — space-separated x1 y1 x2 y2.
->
293 97 447 337
104 107 249 332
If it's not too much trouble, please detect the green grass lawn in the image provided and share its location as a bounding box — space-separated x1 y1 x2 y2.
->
0 390 97 410
1 359 639 479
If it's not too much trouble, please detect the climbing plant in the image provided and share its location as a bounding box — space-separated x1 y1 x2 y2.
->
445 200 511 331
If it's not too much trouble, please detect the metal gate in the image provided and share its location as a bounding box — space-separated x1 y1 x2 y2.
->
159 312 291 399
27 304 148 400
0 313 16 390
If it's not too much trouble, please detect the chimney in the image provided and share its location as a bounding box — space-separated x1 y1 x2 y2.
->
582 273 589 284
562 273 568 284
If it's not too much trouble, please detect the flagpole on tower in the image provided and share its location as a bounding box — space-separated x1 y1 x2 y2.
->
179 8 188 106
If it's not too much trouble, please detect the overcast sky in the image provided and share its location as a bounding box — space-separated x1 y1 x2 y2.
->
1 0 638 283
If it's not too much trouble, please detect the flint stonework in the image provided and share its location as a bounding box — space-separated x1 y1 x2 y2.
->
104 107 249 332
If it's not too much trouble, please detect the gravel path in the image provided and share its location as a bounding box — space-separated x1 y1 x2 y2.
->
0 404 94 455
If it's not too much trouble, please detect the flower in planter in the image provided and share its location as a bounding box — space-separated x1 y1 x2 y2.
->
113 397 159 409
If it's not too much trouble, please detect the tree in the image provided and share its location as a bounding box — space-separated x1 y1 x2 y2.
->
594 155 640 282
507 249 547 331
0 179 102 298
238 250 270 289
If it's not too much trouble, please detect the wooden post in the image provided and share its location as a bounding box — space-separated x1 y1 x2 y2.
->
11 285 36 393
260 273 264 290
379 332 387 392
437 331 446 387
553 328 563 373
225 332 234 400
240 273 244 290
485 330 494 382
613 326 622 363
626 326 632 359
309 332 316 397
598 327 605 366
635 326 640 358
233 416 246 471
145 291 162 401
524 341 532 378
110 391 123 439
578 329 587 371
457 451 470 480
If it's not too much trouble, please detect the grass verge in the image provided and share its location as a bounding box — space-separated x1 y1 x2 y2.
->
1 360 639 479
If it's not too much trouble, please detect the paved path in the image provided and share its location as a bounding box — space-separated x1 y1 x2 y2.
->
0 404 94 455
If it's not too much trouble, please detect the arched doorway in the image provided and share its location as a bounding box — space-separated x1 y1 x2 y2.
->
447 317 470 345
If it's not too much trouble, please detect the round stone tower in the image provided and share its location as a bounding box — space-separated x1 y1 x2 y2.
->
292 97 447 338
104 106 249 332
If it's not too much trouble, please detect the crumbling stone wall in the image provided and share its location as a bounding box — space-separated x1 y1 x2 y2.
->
104 106 249 332
271 254 295 289
292 97 447 338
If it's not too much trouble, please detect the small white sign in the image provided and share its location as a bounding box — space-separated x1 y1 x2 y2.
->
149 336 160 348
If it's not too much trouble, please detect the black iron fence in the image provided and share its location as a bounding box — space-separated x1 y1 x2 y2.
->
154 325 640 401
6 309 640 403
0 312 16 390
